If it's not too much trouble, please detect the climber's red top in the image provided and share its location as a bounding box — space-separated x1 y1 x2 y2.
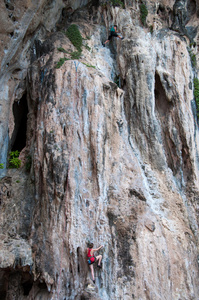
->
87 248 92 257
87 248 95 263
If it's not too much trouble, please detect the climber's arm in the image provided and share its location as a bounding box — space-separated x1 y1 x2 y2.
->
93 245 103 252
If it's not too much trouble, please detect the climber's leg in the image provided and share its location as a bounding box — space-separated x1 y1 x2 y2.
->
103 36 111 46
117 33 124 40
90 264 95 282
96 254 102 266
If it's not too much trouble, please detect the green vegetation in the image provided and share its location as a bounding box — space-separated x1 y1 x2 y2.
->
84 44 91 51
25 155 32 172
82 62 96 69
190 42 196 48
71 51 82 60
194 78 199 118
110 0 125 8
65 24 83 60
0 163 4 169
8 150 21 169
114 75 120 87
56 25 84 67
149 25 153 34
55 57 69 69
188 49 196 68
56 25 93 68
83 36 91 41
66 24 82 53
101 2 107 8
140 3 148 26
57 47 68 53
101 0 125 8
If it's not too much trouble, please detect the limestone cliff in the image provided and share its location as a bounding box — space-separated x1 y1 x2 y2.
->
0 0 199 299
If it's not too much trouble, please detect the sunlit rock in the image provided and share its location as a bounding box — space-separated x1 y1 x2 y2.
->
0 0 199 299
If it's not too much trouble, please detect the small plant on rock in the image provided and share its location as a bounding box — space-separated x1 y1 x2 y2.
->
194 77 199 118
82 62 96 69
25 155 32 172
71 51 82 60
56 57 69 69
100 2 108 9
8 150 21 169
149 25 153 34
188 49 197 68
57 47 68 53
140 3 148 26
0 163 4 169
84 44 91 51
190 41 196 48
110 0 125 8
114 75 120 87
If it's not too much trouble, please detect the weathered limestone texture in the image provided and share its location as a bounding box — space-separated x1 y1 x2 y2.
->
0 0 199 299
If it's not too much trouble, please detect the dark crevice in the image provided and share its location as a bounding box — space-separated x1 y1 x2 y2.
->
4 0 14 11
155 73 173 117
22 279 33 295
154 72 192 182
0 291 6 300
38 281 47 289
11 92 28 152
129 189 146 202
77 247 80 273
155 73 177 174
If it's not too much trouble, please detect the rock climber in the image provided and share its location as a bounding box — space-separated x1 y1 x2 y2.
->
103 25 124 46
87 242 103 284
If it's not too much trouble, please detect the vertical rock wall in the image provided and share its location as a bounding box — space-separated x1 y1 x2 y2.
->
0 1 199 299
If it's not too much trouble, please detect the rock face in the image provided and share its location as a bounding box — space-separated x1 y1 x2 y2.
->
0 0 199 299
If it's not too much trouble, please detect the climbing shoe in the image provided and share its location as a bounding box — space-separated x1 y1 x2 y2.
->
102 43 105 47
93 280 95 284
97 265 102 269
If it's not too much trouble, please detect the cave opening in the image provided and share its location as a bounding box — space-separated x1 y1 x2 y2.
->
38 281 48 290
11 92 28 152
22 279 33 296
154 73 172 116
0 270 34 299
0 291 6 300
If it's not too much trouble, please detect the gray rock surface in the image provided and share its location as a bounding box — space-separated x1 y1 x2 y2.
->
0 0 199 299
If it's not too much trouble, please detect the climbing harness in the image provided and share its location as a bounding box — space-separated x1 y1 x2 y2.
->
87 256 96 265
